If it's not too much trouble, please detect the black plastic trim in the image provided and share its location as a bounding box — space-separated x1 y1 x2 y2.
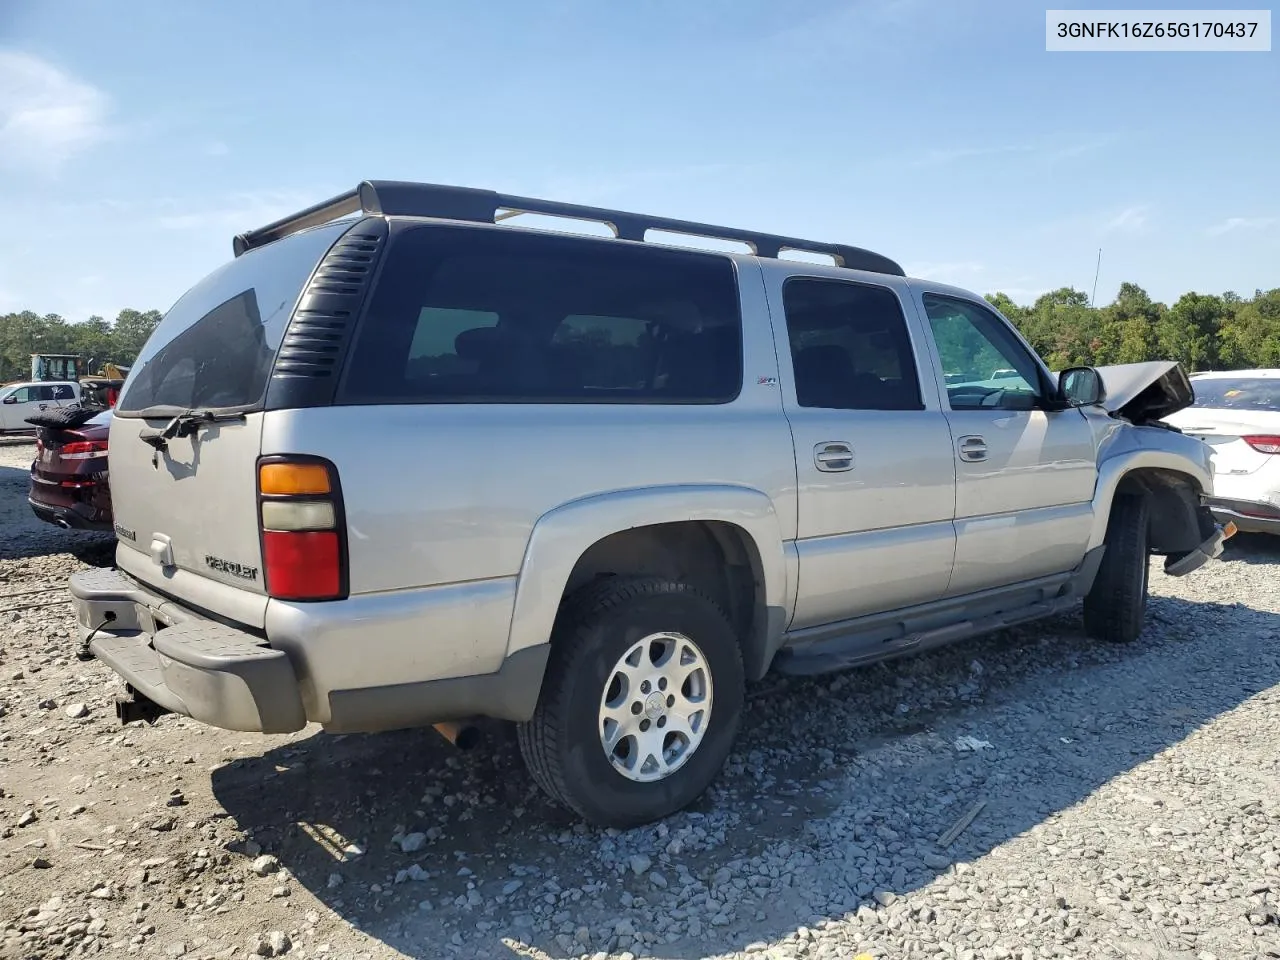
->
262 217 389 412
323 643 552 731
232 179 905 276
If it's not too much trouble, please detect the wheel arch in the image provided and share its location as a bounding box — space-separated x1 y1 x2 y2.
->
506 485 790 685
1089 447 1213 555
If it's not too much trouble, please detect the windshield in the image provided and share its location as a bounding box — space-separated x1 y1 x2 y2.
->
1191 377 1280 412
115 221 349 416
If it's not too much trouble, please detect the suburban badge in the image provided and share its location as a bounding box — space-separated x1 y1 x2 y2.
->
205 555 259 581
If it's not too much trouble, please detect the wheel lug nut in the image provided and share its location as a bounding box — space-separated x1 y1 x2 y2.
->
639 719 650 731
657 716 666 728
658 678 667 690
631 702 642 715
640 681 651 694
667 695 675 707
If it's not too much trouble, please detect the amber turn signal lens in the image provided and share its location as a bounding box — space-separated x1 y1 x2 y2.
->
259 462 331 496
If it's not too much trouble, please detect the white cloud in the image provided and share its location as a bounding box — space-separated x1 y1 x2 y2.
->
909 144 1032 168
1101 206 1149 234
0 50 110 173
1207 216 1277 237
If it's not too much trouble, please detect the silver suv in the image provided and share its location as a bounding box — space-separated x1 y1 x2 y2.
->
70 181 1231 827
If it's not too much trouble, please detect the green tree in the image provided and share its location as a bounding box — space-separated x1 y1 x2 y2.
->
1217 288 1280 368
1158 293 1227 371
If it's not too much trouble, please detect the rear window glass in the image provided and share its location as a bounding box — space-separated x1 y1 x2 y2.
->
116 221 350 415
340 225 743 404
1192 377 1280 411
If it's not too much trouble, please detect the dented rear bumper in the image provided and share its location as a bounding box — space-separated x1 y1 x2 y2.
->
68 567 306 733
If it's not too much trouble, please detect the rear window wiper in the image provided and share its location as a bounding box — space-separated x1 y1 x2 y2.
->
137 409 248 451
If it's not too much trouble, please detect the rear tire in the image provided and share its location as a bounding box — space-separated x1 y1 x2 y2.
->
1083 493 1150 643
516 576 744 828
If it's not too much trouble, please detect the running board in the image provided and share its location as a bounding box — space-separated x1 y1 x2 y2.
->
772 547 1105 677
773 596 1076 676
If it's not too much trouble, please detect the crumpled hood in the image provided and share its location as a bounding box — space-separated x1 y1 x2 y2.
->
1093 361 1195 423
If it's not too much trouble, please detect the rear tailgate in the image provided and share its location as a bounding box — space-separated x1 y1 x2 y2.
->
109 413 270 626
107 220 354 628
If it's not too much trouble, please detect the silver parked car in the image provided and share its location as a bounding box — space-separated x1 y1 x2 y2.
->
70 181 1231 827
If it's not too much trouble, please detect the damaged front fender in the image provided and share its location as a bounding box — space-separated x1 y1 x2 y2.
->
1085 419 1222 576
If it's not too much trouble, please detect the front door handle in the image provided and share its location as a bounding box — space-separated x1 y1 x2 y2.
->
814 441 854 472
957 436 987 462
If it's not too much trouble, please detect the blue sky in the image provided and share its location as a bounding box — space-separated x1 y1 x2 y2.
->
1 0 1276 322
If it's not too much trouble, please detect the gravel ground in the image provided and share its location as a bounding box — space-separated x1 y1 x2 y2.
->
2 438 1280 960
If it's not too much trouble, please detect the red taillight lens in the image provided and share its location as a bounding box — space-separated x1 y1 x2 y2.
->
1244 435 1280 455
258 457 346 602
262 531 341 600
60 440 108 460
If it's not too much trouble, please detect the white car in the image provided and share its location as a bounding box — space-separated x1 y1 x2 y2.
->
1164 369 1280 535
0 381 82 433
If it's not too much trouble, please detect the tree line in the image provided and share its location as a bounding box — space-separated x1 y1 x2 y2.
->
0 309 162 383
3 281 1278 385
986 284 1280 373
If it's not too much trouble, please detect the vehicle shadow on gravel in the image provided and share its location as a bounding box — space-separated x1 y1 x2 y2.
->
1221 531 1280 566
0 463 115 565
212 586 1280 960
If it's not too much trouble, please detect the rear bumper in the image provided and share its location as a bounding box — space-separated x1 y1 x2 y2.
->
68 567 550 735
1205 497 1280 536
28 496 113 532
69 568 306 733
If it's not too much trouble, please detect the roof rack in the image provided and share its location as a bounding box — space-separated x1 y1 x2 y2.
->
232 180 904 276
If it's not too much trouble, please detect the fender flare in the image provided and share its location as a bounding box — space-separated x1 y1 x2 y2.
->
1087 447 1213 552
506 484 790 680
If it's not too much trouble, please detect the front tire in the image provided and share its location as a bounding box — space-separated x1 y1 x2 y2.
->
1083 493 1151 643
516 577 745 828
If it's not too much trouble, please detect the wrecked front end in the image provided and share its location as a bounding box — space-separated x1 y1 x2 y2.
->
1089 362 1234 575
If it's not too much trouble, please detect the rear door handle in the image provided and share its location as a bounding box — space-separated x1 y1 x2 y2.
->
814 441 854 472
957 436 987 462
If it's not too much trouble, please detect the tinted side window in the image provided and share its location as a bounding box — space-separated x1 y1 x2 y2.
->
922 294 1042 411
782 277 923 411
341 225 742 404
33 386 55 402
12 387 31 402
52 384 75 400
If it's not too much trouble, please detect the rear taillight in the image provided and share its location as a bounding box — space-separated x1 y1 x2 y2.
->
257 457 347 601
60 440 108 460
1244 435 1280 455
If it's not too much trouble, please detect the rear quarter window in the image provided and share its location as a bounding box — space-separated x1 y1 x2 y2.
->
116 221 351 415
339 224 743 405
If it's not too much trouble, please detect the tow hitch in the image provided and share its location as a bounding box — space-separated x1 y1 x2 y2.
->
115 687 170 726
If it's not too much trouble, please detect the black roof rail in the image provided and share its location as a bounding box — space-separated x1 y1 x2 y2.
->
232 180 904 275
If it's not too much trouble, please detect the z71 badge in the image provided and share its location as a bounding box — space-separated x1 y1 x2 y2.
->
205 555 259 581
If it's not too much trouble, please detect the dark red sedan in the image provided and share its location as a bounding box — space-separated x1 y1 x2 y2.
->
28 409 113 531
